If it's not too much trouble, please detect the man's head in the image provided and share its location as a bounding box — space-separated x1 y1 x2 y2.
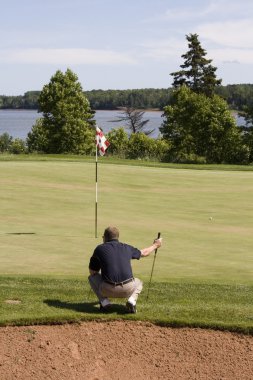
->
103 226 119 242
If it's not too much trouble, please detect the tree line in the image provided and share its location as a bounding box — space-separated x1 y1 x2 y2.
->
1 85 253 111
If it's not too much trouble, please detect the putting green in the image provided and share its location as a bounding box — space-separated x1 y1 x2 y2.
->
1 160 253 284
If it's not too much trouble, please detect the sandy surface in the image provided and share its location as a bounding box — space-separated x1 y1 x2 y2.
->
1 321 253 380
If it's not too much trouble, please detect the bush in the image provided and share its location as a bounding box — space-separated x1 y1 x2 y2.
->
0 133 12 152
107 128 129 158
106 129 170 161
163 151 207 164
127 133 153 159
127 133 169 160
153 139 171 161
10 138 27 154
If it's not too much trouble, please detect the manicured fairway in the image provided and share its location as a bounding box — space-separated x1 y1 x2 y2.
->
1 158 253 284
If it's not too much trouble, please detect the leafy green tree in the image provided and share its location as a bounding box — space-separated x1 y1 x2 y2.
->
171 33 221 97
161 86 249 164
27 69 94 154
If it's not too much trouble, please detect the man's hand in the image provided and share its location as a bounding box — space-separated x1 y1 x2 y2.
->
140 238 163 257
153 238 162 249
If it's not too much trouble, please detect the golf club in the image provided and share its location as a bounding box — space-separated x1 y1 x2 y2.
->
146 232 161 300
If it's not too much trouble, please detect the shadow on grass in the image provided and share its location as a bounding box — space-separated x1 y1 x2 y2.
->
44 299 128 315
6 232 36 235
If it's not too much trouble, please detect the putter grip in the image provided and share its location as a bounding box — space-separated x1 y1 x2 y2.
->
154 232 161 252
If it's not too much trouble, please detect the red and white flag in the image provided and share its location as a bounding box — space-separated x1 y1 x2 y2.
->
96 126 110 156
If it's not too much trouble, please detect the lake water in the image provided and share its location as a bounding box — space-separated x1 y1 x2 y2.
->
0 109 164 140
0 109 246 140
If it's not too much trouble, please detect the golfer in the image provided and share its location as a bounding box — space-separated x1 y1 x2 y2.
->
88 226 162 313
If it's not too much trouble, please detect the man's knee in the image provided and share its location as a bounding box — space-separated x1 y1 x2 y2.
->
134 278 143 292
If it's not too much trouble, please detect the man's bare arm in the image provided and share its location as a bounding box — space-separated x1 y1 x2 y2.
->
140 238 162 257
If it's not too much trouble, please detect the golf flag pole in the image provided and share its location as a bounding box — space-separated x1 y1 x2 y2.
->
95 142 98 238
95 126 110 238
146 232 161 300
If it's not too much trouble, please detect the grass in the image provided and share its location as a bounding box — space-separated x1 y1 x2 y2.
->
1 155 253 331
1 157 253 283
1 153 253 171
1 275 253 334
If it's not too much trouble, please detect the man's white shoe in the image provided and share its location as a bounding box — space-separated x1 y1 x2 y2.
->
101 298 110 307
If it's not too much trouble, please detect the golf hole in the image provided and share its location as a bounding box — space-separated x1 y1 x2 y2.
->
4 300 22 304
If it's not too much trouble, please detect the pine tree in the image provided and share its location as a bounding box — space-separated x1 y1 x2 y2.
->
171 33 221 97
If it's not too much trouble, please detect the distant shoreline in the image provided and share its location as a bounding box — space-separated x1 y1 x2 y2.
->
0 108 163 112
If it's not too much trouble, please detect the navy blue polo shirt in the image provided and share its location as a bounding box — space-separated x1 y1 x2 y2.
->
89 239 141 283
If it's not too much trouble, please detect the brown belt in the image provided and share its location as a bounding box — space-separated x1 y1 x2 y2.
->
104 278 134 286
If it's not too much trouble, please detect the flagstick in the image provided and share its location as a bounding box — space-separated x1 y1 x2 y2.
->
95 144 98 238
95 125 109 239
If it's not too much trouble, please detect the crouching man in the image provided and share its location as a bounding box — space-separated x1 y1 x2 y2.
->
88 226 162 314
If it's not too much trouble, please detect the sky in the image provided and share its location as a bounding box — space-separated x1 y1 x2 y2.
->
1 0 253 95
